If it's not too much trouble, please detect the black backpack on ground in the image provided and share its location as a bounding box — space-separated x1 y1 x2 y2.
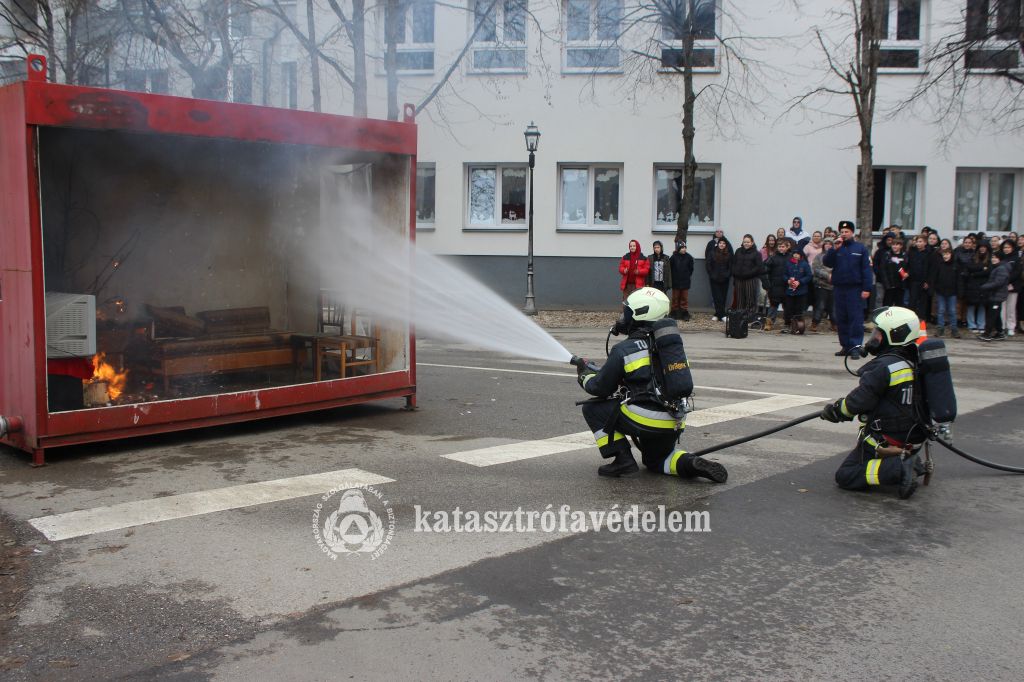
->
725 310 748 339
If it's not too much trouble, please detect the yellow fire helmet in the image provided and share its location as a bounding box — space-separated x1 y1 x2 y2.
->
626 287 671 323
872 306 921 347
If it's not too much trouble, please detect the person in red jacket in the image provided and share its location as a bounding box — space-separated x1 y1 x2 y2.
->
619 239 649 299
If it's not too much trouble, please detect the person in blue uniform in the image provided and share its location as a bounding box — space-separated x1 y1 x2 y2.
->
823 220 874 356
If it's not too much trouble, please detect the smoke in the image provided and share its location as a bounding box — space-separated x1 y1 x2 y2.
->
314 202 571 365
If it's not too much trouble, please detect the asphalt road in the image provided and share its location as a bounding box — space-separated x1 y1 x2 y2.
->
0 326 1022 680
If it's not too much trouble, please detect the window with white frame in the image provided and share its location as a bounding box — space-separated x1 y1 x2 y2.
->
653 165 717 231
954 169 1020 232
877 0 923 70
390 0 435 72
232 64 253 103
466 164 528 228
564 0 621 71
281 62 298 109
559 164 621 230
870 168 922 231
121 68 169 94
416 163 436 228
964 0 1022 71
659 0 717 70
471 0 527 72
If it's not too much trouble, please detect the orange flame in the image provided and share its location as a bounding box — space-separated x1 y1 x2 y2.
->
90 353 128 400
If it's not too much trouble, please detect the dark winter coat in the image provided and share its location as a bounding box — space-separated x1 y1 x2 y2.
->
704 236 733 262
731 246 766 281
706 250 733 284
928 256 959 297
670 252 694 289
879 252 908 291
953 246 976 295
784 257 813 297
963 257 991 305
906 247 934 284
764 252 791 299
871 235 894 278
1002 251 1021 293
980 261 1012 303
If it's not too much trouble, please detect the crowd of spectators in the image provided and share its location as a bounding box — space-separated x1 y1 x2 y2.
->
619 220 1024 343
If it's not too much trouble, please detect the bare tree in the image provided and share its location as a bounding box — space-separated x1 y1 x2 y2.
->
602 0 770 244
118 0 236 100
787 0 885 244
0 0 121 84
907 0 1024 136
251 0 508 121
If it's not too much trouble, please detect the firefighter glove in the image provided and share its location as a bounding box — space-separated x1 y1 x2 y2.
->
821 399 852 423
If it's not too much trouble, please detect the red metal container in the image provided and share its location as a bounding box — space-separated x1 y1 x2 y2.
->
0 56 417 465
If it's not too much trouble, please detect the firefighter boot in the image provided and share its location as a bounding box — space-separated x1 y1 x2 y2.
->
899 454 919 500
681 454 728 483
598 447 639 477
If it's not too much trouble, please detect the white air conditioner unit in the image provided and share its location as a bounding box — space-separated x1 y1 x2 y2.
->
45 293 96 359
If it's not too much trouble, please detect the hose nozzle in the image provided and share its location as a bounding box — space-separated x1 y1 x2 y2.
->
570 355 600 374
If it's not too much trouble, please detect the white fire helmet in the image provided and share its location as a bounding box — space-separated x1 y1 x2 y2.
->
872 306 921 347
625 287 671 323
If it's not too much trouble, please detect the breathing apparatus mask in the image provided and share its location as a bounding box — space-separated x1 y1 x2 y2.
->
864 306 920 356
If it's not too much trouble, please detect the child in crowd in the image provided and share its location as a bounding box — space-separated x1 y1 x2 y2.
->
763 238 792 331
811 237 835 332
782 247 812 334
669 242 694 321
646 240 672 293
980 250 1012 341
929 248 961 338
880 239 908 307
618 239 648 300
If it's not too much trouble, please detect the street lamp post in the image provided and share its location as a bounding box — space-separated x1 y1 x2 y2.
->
523 122 541 316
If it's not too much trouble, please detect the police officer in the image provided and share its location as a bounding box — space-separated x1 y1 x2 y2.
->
576 288 727 482
821 306 928 499
823 220 874 356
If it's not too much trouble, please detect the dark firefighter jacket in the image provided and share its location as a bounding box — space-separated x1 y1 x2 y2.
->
578 326 692 432
838 348 926 448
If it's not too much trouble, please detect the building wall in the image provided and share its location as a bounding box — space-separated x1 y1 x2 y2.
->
8 1 1022 309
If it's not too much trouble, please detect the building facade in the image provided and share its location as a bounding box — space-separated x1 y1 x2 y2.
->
3 0 1022 308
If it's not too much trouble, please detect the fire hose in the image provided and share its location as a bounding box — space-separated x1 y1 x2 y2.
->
684 410 823 459
682 409 1024 475
577 330 1024 475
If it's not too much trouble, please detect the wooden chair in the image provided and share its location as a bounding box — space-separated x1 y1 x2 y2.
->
315 290 380 379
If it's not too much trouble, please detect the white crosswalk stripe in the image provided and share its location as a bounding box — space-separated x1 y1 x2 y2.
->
441 395 823 467
29 468 394 541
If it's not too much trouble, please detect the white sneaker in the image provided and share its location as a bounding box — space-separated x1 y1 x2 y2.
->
711 316 718 322
1009 329 1016 336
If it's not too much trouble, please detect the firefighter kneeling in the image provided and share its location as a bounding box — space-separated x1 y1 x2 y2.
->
822 306 946 499
576 288 727 483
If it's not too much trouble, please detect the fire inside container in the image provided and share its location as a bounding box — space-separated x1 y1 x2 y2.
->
0 56 417 465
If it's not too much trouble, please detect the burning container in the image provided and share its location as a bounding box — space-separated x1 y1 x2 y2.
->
0 55 417 465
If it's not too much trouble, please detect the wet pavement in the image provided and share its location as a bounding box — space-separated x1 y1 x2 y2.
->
0 326 1021 680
